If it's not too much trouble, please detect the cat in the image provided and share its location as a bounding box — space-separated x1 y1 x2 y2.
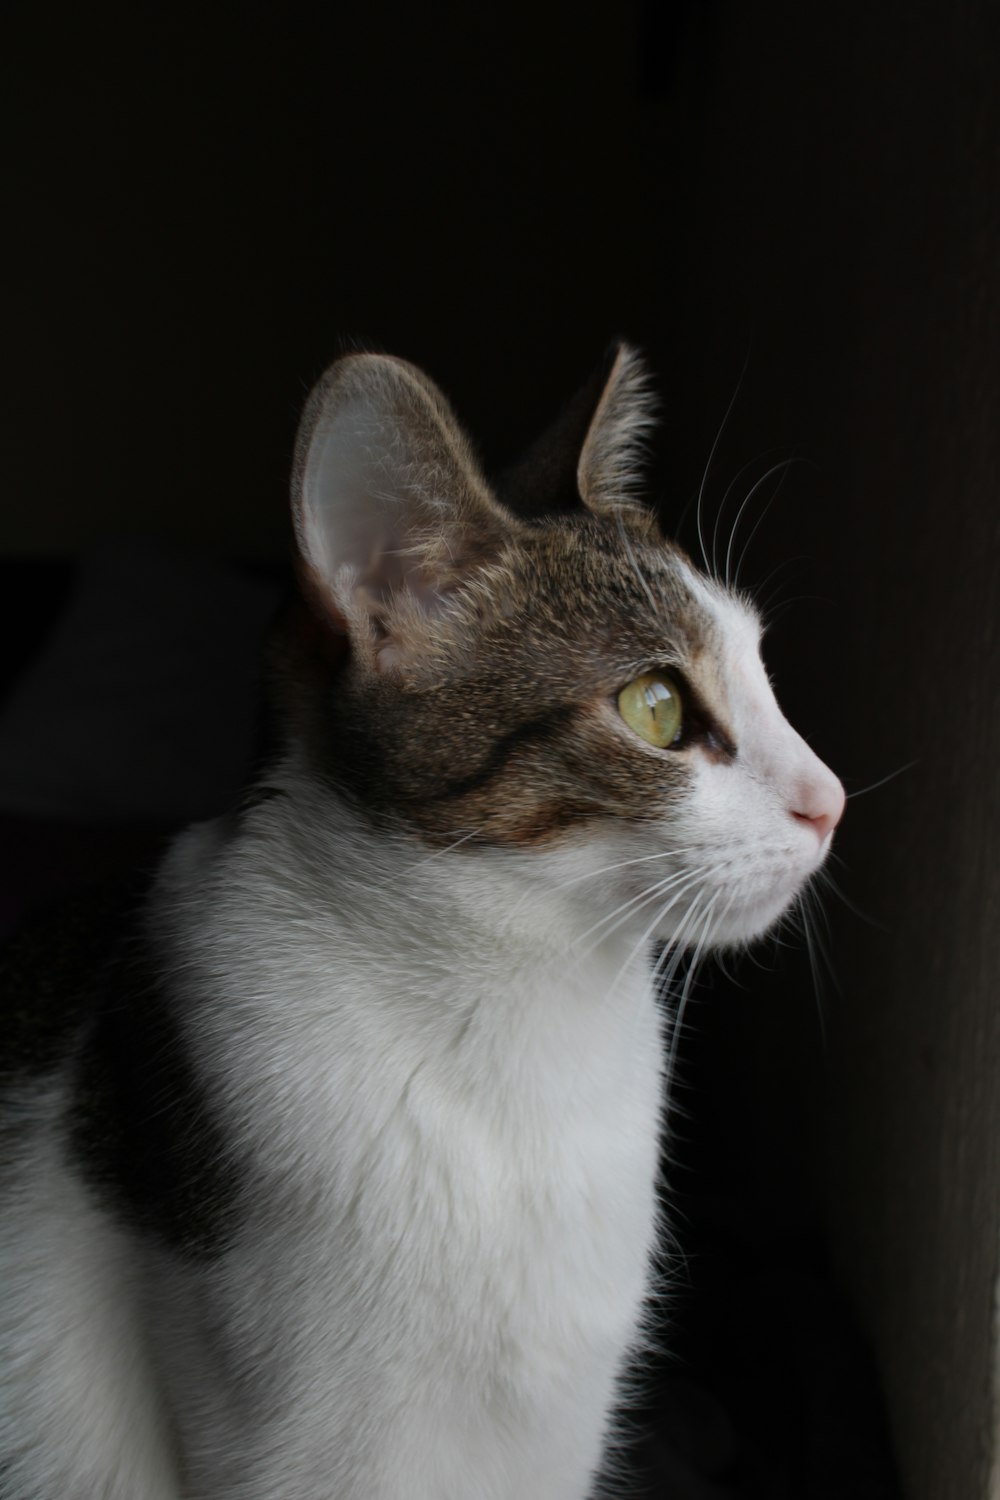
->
0 344 844 1500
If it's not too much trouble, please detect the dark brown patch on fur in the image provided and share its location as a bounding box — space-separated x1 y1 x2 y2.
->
0 887 241 1259
71 932 242 1261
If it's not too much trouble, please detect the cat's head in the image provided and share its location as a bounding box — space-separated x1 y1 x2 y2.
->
279 345 843 949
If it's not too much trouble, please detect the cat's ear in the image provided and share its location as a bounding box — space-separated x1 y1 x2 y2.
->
577 344 657 521
498 343 657 526
292 354 512 671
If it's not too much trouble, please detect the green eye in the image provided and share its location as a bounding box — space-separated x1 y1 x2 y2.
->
617 671 684 748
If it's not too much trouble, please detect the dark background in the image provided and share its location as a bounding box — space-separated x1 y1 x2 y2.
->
6 2 1000 1496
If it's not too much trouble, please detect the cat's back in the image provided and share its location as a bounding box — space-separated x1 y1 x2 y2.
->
0 885 198 1500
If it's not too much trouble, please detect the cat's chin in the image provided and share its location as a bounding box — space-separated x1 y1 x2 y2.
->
647 876 811 951
703 886 808 949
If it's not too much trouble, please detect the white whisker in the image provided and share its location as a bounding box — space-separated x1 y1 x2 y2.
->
514 845 703 913
812 865 886 931
752 555 807 619
724 456 800 588
664 893 721 1095
576 865 716 960
649 890 713 1013
844 760 918 799
710 449 783 584
731 454 813 587
693 349 751 579
596 873 712 1008
796 889 829 1047
404 827 482 872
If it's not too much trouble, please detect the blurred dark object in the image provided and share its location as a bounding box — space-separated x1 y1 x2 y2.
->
624 1223 901 1498
0 543 281 937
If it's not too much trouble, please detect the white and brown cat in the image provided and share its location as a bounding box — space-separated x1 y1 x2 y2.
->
0 345 843 1499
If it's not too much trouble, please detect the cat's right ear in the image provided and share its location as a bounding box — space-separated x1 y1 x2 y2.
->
291 354 511 672
498 343 658 528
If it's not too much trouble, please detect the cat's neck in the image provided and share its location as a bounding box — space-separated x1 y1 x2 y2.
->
156 764 662 1132
239 757 655 981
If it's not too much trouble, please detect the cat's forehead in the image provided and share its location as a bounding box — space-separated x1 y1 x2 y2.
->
489 516 760 675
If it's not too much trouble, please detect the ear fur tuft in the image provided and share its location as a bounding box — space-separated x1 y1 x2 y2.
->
576 343 658 523
496 343 659 527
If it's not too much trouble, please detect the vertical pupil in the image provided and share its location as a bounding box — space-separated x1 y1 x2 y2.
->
618 673 682 748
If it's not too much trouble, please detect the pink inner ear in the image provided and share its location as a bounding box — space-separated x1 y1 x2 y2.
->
353 556 454 627
294 358 514 672
358 533 445 612
375 640 408 672
300 437 459 632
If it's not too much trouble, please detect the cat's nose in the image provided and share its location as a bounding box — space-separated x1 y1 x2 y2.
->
791 770 845 844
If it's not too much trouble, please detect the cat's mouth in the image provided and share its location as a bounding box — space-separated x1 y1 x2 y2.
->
636 840 831 952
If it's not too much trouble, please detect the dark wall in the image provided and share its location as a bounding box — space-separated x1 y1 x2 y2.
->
641 7 1000 1499
6 1 671 556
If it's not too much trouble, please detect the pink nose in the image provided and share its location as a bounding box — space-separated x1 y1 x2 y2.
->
791 774 846 844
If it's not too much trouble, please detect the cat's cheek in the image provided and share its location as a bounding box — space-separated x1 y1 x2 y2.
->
660 763 831 945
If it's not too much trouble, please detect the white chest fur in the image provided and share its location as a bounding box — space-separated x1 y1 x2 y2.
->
151 794 666 1500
